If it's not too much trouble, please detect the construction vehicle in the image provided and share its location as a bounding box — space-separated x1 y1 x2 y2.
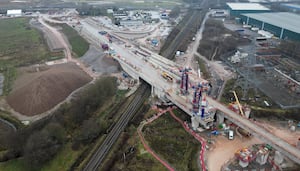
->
161 71 173 82
228 130 234 140
101 44 109 51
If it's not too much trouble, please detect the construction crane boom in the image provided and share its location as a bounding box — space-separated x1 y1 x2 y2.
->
232 91 245 116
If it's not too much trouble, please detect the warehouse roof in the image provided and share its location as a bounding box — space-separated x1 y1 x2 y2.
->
242 12 300 34
227 3 270 11
7 9 22 15
281 3 300 10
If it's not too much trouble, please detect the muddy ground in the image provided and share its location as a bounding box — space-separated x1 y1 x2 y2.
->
6 62 92 116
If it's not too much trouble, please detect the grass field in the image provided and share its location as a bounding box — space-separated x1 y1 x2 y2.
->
0 143 82 171
108 130 168 171
97 107 168 171
143 111 200 171
0 18 51 65
59 24 89 57
195 55 210 79
0 18 62 95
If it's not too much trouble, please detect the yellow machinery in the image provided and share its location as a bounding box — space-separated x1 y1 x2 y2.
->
161 72 173 82
232 91 244 116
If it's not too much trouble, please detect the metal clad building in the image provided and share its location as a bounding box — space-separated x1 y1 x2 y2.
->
227 3 270 18
281 3 300 13
241 12 300 41
6 9 22 17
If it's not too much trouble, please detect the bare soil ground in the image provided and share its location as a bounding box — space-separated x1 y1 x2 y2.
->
207 136 261 171
6 62 92 116
255 120 300 147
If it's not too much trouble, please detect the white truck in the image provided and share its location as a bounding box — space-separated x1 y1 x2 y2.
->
228 130 234 140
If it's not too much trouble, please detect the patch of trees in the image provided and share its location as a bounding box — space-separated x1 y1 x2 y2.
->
77 3 107 16
198 19 250 60
23 123 65 167
252 108 300 121
0 77 117 169
279 40 300 60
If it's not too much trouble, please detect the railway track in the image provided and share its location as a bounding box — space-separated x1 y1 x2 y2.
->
160 1 208 59
83 83 150 171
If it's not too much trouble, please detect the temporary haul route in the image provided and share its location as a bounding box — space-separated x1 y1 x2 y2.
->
39 16 97 79
79 19 300 165
138 107 175 171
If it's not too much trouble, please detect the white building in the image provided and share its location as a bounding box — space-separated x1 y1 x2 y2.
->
7 9 22 17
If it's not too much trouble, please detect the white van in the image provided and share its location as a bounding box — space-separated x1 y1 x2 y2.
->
228 130 234 140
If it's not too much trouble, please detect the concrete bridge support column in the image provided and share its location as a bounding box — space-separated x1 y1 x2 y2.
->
151 85 155 97
191 116 199 130
216 112 225 125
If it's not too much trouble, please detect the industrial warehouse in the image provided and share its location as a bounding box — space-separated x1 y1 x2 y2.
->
240 12 300 41
227 3 270 17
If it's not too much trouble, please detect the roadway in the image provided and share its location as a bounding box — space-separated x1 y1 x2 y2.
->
83 84 150 171
80 19 300 165
39 15 98 79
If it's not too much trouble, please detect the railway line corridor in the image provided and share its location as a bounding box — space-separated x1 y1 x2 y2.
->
83 83 150 171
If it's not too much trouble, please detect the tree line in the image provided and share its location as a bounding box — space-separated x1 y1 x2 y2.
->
0 77 117 169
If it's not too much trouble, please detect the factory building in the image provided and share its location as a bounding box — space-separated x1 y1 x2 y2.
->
240 12 300 41
227 3 270 18
6 9 22 17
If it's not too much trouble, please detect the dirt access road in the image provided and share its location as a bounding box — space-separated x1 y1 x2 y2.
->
38 16 97 79
207 135 261 171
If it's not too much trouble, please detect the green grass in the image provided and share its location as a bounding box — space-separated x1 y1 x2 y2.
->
0 109 23 129
60 24 89 57
124 138 168 171
0 158 29 171
0 18 51 65
0 18 62 95
220 78 236 104
0 143 82 171
41 143 83 171
1 66 17 95
195 55 210 79
143 111 200 171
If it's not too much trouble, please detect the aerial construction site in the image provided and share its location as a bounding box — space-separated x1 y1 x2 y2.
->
0 0 299 171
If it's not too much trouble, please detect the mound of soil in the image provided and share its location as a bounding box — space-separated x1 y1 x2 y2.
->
6 63 92 116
